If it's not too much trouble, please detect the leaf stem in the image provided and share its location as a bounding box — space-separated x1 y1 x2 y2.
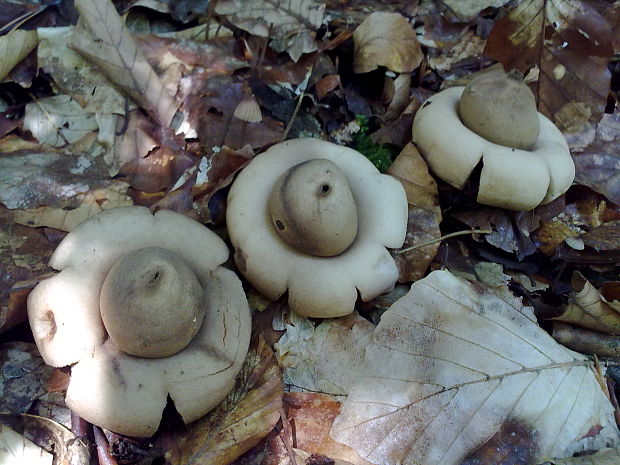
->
397 229 493 254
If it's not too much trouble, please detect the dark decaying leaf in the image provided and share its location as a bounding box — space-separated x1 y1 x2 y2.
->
553 322 620 358
160 336 283 465
572 113 620 206
0 343 54 414
485 0 614 134
0 207 54 334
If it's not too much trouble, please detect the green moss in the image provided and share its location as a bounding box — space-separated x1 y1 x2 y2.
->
351 115 397 173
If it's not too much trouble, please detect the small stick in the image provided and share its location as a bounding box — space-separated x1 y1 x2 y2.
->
398 229 493 254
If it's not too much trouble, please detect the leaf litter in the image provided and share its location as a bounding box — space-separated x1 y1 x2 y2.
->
0 0 619 464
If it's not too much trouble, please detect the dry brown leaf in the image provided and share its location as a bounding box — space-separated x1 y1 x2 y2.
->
485 0 614 134
388 143 442 282
13 186 132 232
215 0 325 61
0 29 38 81
284 392 373 465
553 272 620 334
331 270 619 465
71 0 178 127
353 12 423 74
161 336 283 465
274 312 374 396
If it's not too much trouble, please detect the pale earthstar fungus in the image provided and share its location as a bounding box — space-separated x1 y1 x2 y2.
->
412 70 575 211
27 206 252 437
226 138 408 318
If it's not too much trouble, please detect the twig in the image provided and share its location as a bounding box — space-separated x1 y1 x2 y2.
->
278 405 298 465
397 229 493 254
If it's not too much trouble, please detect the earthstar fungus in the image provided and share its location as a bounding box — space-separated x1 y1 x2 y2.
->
412 70 575 211
227 138 408 318
27 206 252 437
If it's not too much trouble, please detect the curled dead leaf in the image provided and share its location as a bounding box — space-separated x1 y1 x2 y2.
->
353 12 423 74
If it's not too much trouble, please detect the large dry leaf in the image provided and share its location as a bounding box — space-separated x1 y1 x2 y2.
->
387 143 442 283
215 0 325 61
554 272 620 334
0 29 38 81
331 270 619 465
353 12 423 74
71 0 177 126
485 0 614 134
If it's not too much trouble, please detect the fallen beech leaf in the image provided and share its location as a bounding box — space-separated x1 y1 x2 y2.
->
13 185 132 232
71 0 178 127
284 392 373 465
552 272 620 334
533 220 581 256
485 1 614 134
388 143 441 282
552 322 620 358
353 12 423 74
331 270 620 465
0 29 38 81
0 424 52 465
215 0 325 61
543 447 620 464
162 336 283 465
275 312 374 396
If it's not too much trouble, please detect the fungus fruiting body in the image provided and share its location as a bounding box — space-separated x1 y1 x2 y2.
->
227 138 408 318
412 71 575 211
27 206 251 437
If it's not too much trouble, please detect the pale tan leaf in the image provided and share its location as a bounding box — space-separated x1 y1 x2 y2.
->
554 272 620 334
275 312 374 396
0 29 38 81
71 0 177 126
353 12 423 74
215 0 325 61
23 96 99 147
543 447 620 464
14 186 132 232
331 270 619 465
0 425 52 465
